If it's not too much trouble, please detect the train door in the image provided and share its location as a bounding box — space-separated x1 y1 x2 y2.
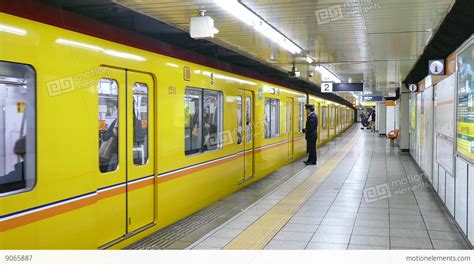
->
243 90 254 180
238 89 254 181
97 68 127 247
126 71 155 232
97 68 155 247
315 102 321 145
287 98 294 160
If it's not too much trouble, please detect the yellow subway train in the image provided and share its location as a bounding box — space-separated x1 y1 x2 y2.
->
0 6 354 249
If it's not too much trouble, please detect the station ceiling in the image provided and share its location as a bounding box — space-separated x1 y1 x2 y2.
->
40 0 456 103
113 0 453 94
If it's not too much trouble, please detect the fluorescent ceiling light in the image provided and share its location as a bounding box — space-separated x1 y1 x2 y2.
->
215 0 302 54
56 38 146 61
304 56 314 64
315 65 341 83
0 24 27 36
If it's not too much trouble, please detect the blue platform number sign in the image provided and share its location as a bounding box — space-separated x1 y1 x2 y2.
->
429 60 445 76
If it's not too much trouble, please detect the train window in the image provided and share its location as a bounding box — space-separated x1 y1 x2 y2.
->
0 62 36 195
321 106 327 129
330 107 335 127
298 102 304 133
286 101 290 134
264 99 271 138
264 98 280 139
203 90 222 151
245 96 252 142
133 83 148 166
237 96 242 145
184 87 223 155
98 79 119 173
185 88 202 155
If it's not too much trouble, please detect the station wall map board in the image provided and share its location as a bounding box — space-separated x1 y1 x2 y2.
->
456 41 474 161
435 74 455 138
437 135 454 174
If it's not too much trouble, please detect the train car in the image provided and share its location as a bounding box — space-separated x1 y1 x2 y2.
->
0 11 353 249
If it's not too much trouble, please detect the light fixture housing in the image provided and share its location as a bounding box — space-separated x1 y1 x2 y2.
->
304 55 314 64
190 9 219 39
215 0 302 54
288 64 300 78
315 65 341 83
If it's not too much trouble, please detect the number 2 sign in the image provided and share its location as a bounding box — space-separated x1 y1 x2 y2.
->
321 82 333 93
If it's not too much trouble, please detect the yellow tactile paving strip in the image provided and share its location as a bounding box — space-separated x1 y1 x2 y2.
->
224 129 362 250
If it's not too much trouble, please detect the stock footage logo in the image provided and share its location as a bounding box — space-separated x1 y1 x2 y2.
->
315 5 344 25
315 0 381 25
363 183 391 203
46 76 75 97
46 66 110 97
207 130 234 146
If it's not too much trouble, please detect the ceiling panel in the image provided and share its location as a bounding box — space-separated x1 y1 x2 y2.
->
116 0 454 96
369 32 431 61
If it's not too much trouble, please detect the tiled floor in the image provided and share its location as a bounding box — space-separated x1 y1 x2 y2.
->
190 127 472 250
127 125 352 250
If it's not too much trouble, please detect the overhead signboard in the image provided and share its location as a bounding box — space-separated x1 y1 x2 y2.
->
333 83 363 92
321 83 363 93
429 59 445 76
363 96 383 102
321 82 333 93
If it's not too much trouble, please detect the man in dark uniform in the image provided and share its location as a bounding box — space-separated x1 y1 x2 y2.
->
303 104 318 165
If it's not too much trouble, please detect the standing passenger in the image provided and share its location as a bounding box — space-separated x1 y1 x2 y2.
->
370 110 376 132
303 104 318 165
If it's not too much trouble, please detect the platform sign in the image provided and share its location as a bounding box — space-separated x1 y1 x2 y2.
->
321 82 333 93
408 84 417 92
322 83 363 93
429 59 445 75
16 102 25 113
334 83 363 92
363 96 383 102
425 75 433 88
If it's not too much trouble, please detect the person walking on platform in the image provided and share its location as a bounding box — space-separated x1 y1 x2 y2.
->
303 104 318 165
370 110 376 132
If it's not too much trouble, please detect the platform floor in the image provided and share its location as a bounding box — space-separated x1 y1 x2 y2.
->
129 125 472 250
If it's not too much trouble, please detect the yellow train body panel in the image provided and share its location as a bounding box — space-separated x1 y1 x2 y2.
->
0 13 353 249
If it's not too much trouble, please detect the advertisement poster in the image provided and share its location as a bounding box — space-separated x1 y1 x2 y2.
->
410 96 416 131
456 41 474 161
